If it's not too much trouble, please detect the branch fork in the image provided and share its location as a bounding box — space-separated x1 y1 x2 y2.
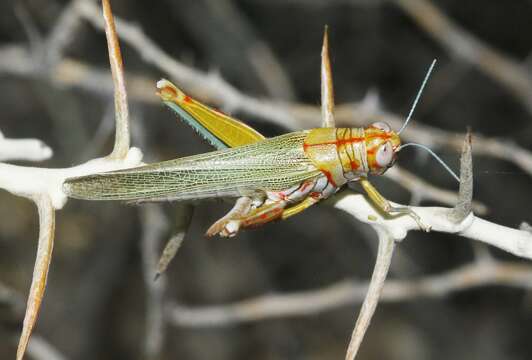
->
0 1 142 359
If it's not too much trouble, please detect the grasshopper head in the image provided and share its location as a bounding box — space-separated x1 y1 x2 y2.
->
365 122 401 175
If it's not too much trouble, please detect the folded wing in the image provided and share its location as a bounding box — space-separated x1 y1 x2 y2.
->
63 132 320 202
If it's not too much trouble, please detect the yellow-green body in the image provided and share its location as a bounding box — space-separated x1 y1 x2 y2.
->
63 80 416 236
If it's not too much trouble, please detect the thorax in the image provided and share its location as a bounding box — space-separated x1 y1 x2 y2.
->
303 127 369 186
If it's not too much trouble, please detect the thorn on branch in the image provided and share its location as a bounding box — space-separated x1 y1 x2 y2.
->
345 229 396 360
102 0 130 159
449 128 473 223
155 205 193 279
17 196 55 360
155 233 185 281
321 25 335 128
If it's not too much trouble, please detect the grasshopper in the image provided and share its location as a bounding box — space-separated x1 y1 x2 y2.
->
63 30 457 237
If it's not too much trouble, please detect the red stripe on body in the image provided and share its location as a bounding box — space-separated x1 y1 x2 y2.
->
321 170 337 187
303 133 390 149
303 132 392 185
304 136 363 149
299 181 313 192
310 192 321 199
350 160 360 170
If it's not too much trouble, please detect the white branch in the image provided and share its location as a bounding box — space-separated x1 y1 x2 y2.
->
332 192 532 259
140 205 169 360
0 2 530 360
0 130 52 162
0 149 142 209
165 259 532 327
0 2 143 359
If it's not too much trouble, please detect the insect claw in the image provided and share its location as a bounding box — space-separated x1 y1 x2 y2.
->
206 197 252 237
220 220 241 237
207 218 241 238
419 221 432 232
205 219 227 237
407 209 431 232
206 217 242 238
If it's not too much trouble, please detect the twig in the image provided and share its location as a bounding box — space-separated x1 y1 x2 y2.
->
449 129 472 222
14 4 43 58
140 205 169 360
156 205 193 278
182 0 296 100
45 0 91 66
345 228 395 360
333 192 532 259
0 150 142 206
384 166 487 214
393 0 532 115
165 259 532 327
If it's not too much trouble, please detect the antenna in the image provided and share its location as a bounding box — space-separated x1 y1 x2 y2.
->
398 59 437 134
398 143 460 182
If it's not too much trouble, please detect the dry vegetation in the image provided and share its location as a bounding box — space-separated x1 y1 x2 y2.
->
1 1 532 359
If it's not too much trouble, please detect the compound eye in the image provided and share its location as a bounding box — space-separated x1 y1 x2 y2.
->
375 142 394 168
372 122 391 132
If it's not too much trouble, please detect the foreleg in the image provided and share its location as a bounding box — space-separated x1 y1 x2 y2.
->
359 178 431 232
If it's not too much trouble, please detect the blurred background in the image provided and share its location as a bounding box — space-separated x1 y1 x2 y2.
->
1 0 532 359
